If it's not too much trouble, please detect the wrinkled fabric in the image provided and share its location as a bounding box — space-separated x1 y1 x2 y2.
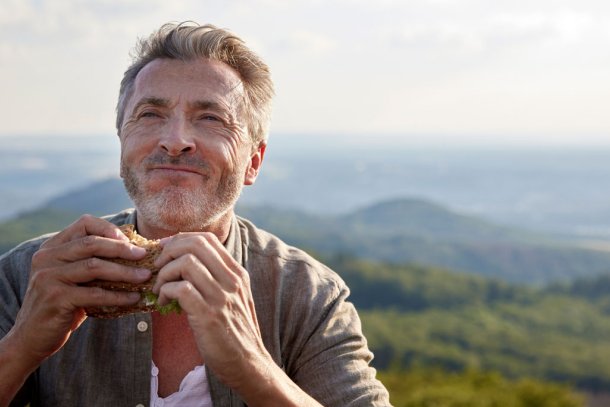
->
1 209 391 406
151 360 212 407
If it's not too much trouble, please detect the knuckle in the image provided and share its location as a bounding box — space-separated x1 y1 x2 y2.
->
203 232 219 244
84 257 101 272
31 248 48 267
178 281 195 296
226 275 241 293
184 253 199 267
174 255 199 279
192 235 208 247
78 214 95 223
80 235 97 249
88 287 106 301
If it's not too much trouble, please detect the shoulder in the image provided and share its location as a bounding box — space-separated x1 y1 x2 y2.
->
236 215 347 302
1 233 51 272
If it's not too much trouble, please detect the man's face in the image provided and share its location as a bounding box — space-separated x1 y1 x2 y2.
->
119 57 263 234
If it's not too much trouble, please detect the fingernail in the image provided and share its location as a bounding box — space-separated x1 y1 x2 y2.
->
127 292 141 302
136 268 151 279
159 237 172 247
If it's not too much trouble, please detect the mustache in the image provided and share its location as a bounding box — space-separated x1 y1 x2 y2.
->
143 152 210 173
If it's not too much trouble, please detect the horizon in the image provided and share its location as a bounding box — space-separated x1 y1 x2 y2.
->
3 131 610 150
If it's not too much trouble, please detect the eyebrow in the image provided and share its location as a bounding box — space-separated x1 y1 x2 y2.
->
131 97 170 113
192 100 227 113
193 100 239 122
130 97 236 119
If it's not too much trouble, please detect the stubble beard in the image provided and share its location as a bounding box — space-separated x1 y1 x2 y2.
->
121 160 244 234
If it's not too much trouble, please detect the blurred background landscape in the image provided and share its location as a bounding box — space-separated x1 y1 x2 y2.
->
3 136 610 405
3 0 610 405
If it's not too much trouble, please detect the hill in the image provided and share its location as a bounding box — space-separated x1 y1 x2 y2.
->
2 177 610 285
239 201 610 285
330 256 610 392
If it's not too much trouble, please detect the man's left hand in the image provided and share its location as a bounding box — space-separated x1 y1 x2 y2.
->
152 232 268 392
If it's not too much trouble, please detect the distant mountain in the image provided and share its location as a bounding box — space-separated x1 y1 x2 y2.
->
44 178 133 215
239 199 610 285
2 177 610 285
0 178 131 254
338 198 519 241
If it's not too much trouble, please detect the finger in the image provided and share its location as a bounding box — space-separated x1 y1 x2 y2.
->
202 235 252 289
157 280 206 310
26 278 142 314
55 258 152 285
69 286 142 308
155 233 240 290
202 235 244 272
152 254 220 298
43 215 130 248
34 235 146 267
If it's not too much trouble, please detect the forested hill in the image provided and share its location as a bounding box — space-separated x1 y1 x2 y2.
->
2 177 610 285
334 256 610 392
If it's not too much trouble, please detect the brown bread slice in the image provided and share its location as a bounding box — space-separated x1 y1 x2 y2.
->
84 224 162 319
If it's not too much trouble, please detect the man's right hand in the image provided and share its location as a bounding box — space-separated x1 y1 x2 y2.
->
2 215 151 372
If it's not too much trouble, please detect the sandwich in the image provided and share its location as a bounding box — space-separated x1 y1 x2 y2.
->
83 224 180 319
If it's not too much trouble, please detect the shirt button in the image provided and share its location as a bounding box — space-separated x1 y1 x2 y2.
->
136 404 145 407
137 321 148 332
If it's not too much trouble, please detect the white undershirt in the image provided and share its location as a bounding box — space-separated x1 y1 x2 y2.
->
150 360 213 407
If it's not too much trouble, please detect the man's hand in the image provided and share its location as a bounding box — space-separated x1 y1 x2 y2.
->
5 215 151 369
152 233 265 387
152 233 322 406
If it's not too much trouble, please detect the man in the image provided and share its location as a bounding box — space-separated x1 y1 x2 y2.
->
0 22 390 406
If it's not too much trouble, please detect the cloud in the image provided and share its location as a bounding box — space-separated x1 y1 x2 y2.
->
276 30 337 56
1 0 610 143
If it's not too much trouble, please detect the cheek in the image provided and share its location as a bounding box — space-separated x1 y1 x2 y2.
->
121 130 157 163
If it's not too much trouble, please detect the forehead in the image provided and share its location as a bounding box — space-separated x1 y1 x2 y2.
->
130 57 244 108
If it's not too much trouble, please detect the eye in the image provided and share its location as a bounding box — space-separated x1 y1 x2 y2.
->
198 114 222 122
140 111 160 118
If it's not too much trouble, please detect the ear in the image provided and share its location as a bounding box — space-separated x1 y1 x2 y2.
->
244 143 266 186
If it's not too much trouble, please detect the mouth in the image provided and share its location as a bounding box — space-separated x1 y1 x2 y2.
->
149 165 202 175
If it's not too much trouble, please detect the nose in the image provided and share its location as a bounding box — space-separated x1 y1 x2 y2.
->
159 117 196 156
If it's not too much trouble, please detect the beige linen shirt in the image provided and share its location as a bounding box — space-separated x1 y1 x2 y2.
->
0 209 391 406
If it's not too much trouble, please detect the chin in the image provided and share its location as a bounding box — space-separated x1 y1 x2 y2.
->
136 189 235 233
123 169 242 233
137 192 206 232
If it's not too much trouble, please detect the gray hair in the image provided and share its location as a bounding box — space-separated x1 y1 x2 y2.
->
116 22 274 145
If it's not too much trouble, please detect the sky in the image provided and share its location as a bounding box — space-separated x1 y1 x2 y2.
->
1 0 610 147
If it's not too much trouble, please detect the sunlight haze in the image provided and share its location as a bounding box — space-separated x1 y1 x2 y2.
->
1 0 609 146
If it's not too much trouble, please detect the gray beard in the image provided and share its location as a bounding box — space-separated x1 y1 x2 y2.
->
121 159 244 234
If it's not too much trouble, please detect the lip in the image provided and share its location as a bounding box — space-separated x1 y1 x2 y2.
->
149 165 202 175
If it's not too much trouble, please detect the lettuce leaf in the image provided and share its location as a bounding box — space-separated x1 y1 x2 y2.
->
143 291 182 315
